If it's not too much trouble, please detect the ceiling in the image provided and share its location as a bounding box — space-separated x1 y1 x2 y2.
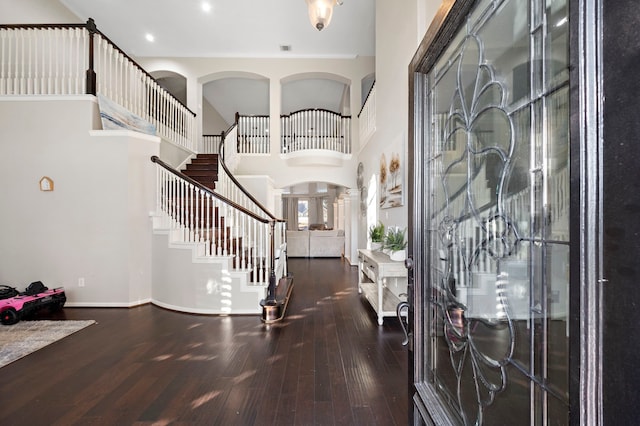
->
59 0 375 127
56 0 374 193
60 0 376 59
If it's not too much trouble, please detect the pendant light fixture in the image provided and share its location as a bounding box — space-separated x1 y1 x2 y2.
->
306 0 342 31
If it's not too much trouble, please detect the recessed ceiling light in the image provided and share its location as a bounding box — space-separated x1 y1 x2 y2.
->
202 2 212 13
145 33 155 42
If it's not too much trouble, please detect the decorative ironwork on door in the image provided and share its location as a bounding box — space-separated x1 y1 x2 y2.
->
413 0 570 424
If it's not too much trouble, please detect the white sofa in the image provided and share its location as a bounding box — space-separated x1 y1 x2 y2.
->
286 230 345 258
287 230 310 257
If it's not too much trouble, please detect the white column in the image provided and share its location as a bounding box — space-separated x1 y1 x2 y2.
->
342 189 359 265
272 188 284 218
189 73 202 153
337 196 345 231
270 78 281 156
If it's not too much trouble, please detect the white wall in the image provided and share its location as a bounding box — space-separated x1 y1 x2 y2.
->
0 0 81 24
151 236 264 314
202 97 230 135
355 0 440 251
235 175 276 213
0 97 159 306
159 139 193 169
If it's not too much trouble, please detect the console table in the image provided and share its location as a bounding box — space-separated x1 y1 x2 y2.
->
357 249 407 325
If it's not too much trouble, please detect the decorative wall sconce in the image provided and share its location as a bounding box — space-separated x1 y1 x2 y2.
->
39 176 54 191
306 0 343 31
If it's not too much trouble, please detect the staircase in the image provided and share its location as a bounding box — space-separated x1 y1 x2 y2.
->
150 155 286 316
181 154 219 190
178 154 256 267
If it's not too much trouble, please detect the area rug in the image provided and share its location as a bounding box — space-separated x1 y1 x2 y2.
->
0 320 96 368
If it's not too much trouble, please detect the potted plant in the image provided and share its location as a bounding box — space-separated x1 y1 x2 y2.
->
384 226 407 261
369 221 385 250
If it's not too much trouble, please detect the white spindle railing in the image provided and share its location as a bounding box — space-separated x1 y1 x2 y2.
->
0 25 88 95
237 114 270 154
280 109 351 154
0 22 197 152
93 33 196 152
358 83 376 146
202 134 222 154
153 156 286 284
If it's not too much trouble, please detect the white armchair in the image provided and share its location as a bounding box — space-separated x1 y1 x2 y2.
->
286 230 310 257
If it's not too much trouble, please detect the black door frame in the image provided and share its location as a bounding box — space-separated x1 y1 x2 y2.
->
406 0 613 423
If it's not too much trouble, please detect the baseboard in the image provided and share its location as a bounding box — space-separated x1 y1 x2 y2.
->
151 299 261 315
64 298 152 308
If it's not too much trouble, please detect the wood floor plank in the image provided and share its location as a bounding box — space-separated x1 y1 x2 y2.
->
0 258 408 425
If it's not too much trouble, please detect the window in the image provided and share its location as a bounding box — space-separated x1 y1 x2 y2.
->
297 199 309 230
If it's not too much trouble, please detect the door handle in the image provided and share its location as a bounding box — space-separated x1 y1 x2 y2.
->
396 300 410 346
404 256 414 270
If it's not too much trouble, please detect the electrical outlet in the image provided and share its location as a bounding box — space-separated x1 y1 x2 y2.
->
78 277 85 287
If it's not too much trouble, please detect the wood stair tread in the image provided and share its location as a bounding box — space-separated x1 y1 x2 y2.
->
181 154 219 189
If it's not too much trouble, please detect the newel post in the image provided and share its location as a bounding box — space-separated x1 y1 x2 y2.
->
219 130 226 160
85 18 97 95
265 220 277 303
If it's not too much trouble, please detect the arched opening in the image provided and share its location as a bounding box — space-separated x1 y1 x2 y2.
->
281 181 346 231
201 74 269 135
149 70 187 105
281 78 349 115
280 72 351 115
361 72 375 108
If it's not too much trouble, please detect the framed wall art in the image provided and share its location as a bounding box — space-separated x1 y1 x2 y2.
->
379 133 404 209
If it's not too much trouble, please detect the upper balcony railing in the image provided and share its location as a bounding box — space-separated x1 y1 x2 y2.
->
212 110 351 156
0 19 197 152
281 108 351 155
358 82 376 146
236 113 270 154
202 134 223 154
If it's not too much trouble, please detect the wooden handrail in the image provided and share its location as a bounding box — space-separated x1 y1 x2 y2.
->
358 80 376 118
0 23 85 30
89 23 195 116
282 134 345 139
0 20 195 117
280 108 351 118
217 137 284 223
236 112 269 119
150 155 270 224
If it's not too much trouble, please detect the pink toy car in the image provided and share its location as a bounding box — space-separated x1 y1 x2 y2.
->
0 282 66 325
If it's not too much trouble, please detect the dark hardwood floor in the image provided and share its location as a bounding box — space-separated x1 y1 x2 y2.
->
0 258 408 425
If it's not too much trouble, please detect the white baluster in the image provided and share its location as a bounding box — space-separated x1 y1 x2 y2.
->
205 195 211 256
215 201 221 256
257 221 263 283
0 30 5 94
189 183 195 242
9 29 16 93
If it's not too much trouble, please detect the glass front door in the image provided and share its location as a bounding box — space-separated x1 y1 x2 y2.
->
410 0 570 423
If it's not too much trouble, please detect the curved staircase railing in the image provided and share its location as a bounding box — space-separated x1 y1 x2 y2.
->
151 156 285 291
215 127 288 306
215 125 278 221
280 108 351 154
